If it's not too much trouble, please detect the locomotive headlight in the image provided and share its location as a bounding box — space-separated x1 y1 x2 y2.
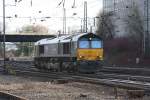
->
79 55 84 58
97 56 102 59
97 56 103 60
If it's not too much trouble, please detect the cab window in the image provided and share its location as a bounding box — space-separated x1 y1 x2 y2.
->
79 41 89 48
91 38 102 48
91 41 102 48
63 43 70 54
39 45 44 54
79 38 89 48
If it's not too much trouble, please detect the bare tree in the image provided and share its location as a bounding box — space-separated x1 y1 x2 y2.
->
96 12 115 40
125 5 144 56
21 25 33 33
20 24 48 34
32 25 48 33
125 5 144 42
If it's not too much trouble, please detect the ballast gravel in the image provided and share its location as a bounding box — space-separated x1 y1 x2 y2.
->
0 74 149 100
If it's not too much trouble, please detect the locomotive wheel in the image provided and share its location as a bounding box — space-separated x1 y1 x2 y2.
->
59 62 63 72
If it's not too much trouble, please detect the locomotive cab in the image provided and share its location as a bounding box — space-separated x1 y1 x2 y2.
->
77 33 103 73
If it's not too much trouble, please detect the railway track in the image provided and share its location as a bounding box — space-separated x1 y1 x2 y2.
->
1 60 150 91
14 71 150 92
97 72 150 82
101 66 150 76
0 91 27 100
7 68 150 91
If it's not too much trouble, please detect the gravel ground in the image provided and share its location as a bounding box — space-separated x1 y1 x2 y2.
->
0 74 149 100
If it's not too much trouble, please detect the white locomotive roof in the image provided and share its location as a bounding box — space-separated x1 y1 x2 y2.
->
35 32 89 45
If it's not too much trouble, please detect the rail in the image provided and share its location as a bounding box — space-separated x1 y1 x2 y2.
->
1 60 150 91
0 91 27 100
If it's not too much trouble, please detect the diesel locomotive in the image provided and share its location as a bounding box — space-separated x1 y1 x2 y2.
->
34 32 103 73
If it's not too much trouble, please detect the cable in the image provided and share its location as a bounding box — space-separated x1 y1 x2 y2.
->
57 0 64 7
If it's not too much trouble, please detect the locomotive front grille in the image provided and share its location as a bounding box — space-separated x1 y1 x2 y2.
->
77 49 103 61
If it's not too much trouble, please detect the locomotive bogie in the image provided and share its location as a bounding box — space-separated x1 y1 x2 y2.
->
77 61 102 73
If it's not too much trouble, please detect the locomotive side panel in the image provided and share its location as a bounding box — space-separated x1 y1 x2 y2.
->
58 42 77 57
44 44 58 57
71 42 77 57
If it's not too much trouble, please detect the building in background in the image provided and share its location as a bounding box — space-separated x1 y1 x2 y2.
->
103 0 150 55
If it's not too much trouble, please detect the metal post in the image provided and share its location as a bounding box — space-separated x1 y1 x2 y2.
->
62 0 66 34
81 18 83 32
3 0 6 70
64 8 66 34
84 1 87 32
146 0 149 56
85 1 87 32
114 0 116 12
147 0 149 35
83 2 85 32
143 0 146 56
102 0 105 34
93 17 96 27
90 26 92 33
68 27 70 34
93 17 99 32
144 0 149 57
63 8 65 34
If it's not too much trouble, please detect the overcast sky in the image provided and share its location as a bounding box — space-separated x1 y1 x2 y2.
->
0 0 103 34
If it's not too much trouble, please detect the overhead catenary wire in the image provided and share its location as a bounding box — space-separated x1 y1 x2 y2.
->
0 0 101 33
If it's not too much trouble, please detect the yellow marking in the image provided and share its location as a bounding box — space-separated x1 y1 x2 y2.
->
77 49 103 61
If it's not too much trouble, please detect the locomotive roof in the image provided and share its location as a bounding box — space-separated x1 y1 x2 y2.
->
35 32 92 45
